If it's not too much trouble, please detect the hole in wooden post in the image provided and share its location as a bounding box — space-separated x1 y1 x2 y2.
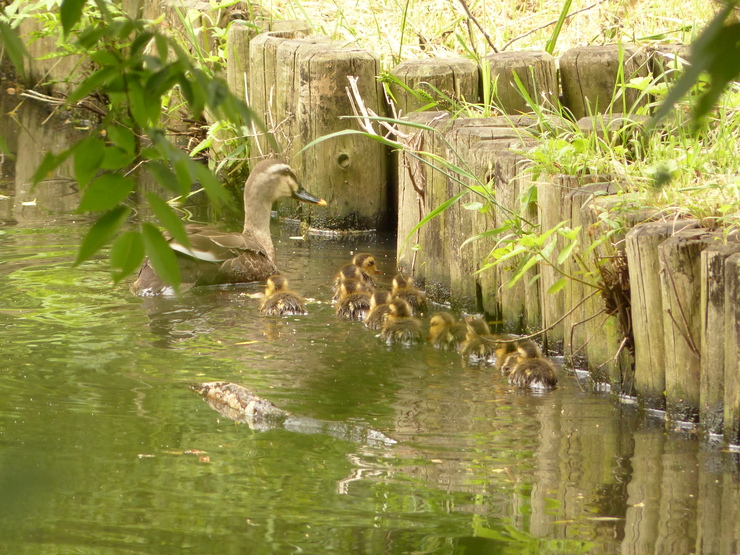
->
337 153 351 169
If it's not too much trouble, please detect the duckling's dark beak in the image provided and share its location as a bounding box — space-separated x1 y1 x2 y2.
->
293 186 327 206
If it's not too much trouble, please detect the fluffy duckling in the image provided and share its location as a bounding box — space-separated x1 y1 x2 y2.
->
427 312 467 351
391 274 427 316
336 278 372 321
380 298 424 346
333 253 380 302
493 334 518 372
459 317 498 365
506 340 558 390
365 290 393 330
259 275 307 316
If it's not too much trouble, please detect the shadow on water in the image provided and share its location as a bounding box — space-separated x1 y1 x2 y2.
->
2 95 740 554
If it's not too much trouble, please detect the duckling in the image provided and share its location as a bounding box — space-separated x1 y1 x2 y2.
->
332 253 379 302
391 274 427 316
459 317 498 365
380 298 424 346
132 158 327 296
259 275 307 316
493 334 518 372
365 290 393 330
427 312 467 351
506 340 558 390
336 278 372 321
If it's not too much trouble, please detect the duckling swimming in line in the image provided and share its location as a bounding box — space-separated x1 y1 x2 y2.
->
259 275 308 316
333 253 380 302
391 274 427 316
336 278 372 321
380 298 424 346
505 340 558 390
427 312 467 351
365 290 393 330
459 317 498 365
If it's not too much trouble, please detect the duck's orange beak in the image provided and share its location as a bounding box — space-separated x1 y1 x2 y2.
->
293 186 327 206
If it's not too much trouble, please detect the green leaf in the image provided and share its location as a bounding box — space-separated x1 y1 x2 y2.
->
195 163 230 206
463 202 484 211
141 222 181 291
67 65 119 104
74 206 131 266
109 231 145 283
78 174 136 212
101 146 135 170
145 193 189 247
60 0 87 35
401 191 467 251
106 124 137 155
146 161 181 194
73 135 106 186
0 22 30 80
32 150 72 186
548 277 567 295
556 240 577 265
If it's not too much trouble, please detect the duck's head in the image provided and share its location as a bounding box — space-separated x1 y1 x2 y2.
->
388 298 413 320
265 274 289 296
353 253 381 275
370 290 392 309
246 159 328 207
516 339 542 360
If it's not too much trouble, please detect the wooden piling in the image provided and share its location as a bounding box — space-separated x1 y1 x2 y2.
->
700 243 740 434
389 58 479 115
625 220 697 410
481 51 559 114
724 253 740 445
559 45 649 120
658 229 719 423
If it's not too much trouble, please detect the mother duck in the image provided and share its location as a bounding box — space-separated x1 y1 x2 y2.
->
131 159 326 296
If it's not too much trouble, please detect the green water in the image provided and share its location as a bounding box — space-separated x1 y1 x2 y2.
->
2 99 740 554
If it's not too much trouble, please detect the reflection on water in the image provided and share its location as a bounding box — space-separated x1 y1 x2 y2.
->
2 96 740 554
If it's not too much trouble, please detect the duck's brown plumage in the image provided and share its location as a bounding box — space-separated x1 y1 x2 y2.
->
506 340 558 390
131 159 326 296
259 275 307 316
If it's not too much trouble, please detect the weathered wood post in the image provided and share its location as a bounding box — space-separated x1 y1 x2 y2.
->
658 229 718 423
482 51 559 114
559 45 650 119
700 243 740 434
389 58 479 114
724 253 740 445
625 220 697 410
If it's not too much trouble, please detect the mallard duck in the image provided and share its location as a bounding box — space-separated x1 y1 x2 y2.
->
391 274 427 316
259 275 307 316
365 290 393 330
459 317 497 365
131 158 327 296
506 339 558 390
332 253 379 302
380 298 424 346
427 312 467 351
336 278 372 321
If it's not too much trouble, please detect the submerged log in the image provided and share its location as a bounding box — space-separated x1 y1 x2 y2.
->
625 220 697 410
700 243 740 435
192 382 397 446
658 229 719 423
560 45 650 120
390 58 479 114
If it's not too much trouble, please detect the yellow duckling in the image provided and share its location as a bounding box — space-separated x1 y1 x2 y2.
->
505 340 558 390
259 275 307 316
332 253 379 302
380 298 424 346
336 278 372 321
391 274 427 316
459 317 498 365
427 312 467 351
365 290 393 330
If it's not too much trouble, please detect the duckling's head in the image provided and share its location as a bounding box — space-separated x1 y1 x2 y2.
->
370 290 392 309
246 159 327 206
465 317 491 338
500 351 519 375
337 264 363 282
353 253 380 275
430 312 456 330
388 298 413 320
340 278 372 298
516 340 542 360
265 274 288 296
391 274 413 293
